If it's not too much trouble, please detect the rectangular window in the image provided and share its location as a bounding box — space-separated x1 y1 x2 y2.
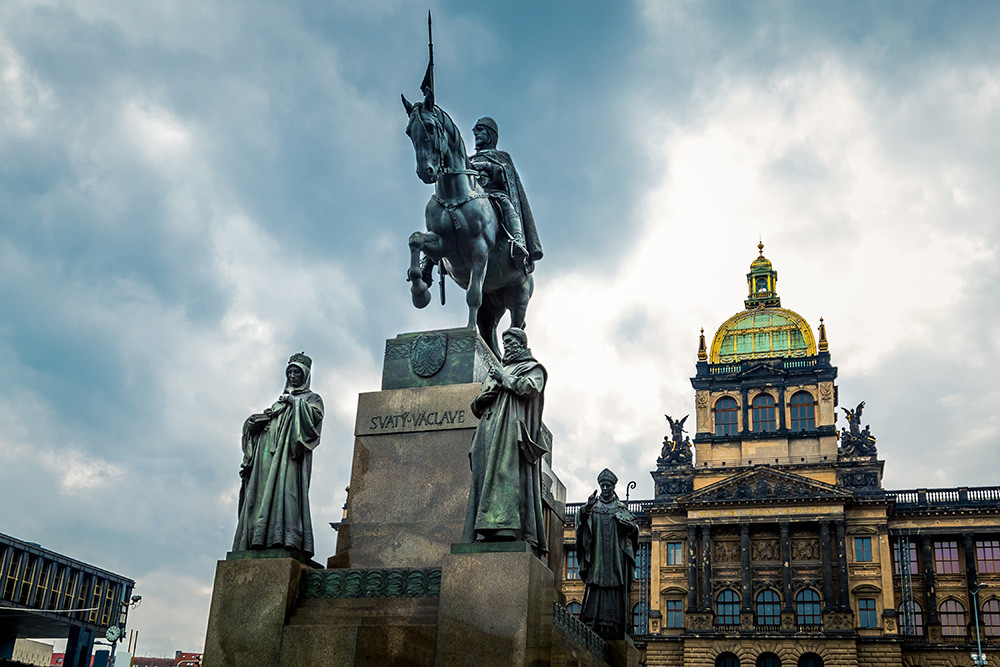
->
934 541 961 574
892 541 919 574
665 599 683 628
976 539 1000 574
858 598 878 628
636 543 651 580
666 542 683 566
854 537 873 563
565 548 579 580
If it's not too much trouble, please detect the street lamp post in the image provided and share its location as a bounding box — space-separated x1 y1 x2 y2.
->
970 583 987 667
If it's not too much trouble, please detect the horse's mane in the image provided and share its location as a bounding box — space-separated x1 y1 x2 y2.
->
408 102 469 169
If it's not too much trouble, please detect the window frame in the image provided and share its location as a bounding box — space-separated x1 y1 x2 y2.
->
631 601 650 636
795 588 822 626
858 598 878 628
714 397 739 436
898 600 925 636
788 391 815 432
715 589 741 626
665 599 683 629
565 547 579 580
933 541 961 574
755 589 781 626
982 598 1000 637
665 542 683 566
976 539 1000 574
854 536 873 563
940 599 966 636
892 540 919 574
751 393 777 433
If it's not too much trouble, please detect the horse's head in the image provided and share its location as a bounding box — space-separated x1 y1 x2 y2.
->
402 95 466 185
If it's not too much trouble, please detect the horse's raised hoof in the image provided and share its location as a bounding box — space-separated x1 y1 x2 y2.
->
411 286 432 309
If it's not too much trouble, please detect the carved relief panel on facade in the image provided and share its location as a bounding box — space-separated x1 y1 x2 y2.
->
791 538 820 562
713 540 741 563
751 538 780 562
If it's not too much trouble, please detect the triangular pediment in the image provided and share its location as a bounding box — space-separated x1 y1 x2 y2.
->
680 466 852 505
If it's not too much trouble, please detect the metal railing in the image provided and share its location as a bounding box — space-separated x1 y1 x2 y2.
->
564 500 655 522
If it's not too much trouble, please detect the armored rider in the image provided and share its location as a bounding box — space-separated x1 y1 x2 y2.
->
470 117 543 270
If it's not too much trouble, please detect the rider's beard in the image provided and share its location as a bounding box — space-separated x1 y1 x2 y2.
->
501 341 526 365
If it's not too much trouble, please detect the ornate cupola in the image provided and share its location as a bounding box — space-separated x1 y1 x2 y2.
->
745 242 780 309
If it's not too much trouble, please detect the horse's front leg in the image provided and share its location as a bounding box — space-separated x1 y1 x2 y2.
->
408 231 444 309
465 238 489 329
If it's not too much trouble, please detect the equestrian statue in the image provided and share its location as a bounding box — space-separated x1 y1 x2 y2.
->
401 15 541 357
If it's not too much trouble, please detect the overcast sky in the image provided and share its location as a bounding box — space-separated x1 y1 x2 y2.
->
2 0 999 657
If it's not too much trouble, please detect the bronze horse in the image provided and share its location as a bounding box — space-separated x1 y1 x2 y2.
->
402 94 533 357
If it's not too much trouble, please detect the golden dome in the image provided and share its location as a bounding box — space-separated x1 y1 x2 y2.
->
710 307 816 363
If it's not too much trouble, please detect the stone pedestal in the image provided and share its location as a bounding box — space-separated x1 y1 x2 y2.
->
203 558 308 667
330 381 482 569
205 328 581 666
435 546 556 666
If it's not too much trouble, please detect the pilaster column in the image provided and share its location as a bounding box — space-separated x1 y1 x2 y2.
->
740 388 749 434
963 532 978 593
741 521 752 612
650 531 662 621
780 521 793 611
835 521 849 609
701 524 712 611
820 521 834 611
687 524 698 612
778 388 787 431
921 535 938 625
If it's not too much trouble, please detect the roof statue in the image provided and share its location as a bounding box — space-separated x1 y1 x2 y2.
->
401 14 540 357
839 400 877 457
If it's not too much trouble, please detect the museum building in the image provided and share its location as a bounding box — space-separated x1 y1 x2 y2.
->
559 246 1000 667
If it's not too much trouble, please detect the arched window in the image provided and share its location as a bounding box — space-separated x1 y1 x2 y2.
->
756 653 781 667
940 599 966 636
982 598 1000 637
716 589 740 625
795 589 821 626
898 600 924 636
752 394 776 433
567 601 582 617
631 601 649 636
715 653 740 667
756 589 781 626
715 397 739 436
789 391 815 431
797 654 823 667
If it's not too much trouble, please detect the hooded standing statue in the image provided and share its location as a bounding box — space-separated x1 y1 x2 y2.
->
462 327 548 556
576 468 639 639
233 353 324 557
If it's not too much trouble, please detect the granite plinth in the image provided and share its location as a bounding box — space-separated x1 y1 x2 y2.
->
382 327 496 390
435 550 557 666
203 558 307 667
226 548 321 568
607 637 641 667
330 383 482 569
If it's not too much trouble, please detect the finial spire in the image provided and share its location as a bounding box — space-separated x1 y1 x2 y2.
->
758 240 765 256
698 328 707 361
818 317 828 352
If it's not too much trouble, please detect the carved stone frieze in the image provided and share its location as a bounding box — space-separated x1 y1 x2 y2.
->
751 539 780 562
682 467 851 504
791 538 820 561
713 541 741 563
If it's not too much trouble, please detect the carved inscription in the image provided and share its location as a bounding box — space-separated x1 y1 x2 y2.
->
368 409 466 431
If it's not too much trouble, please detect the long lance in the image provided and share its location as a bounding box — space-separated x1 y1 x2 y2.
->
420 11 434 106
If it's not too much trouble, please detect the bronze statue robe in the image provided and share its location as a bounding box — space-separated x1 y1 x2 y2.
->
462 352 548 555
576 496 639 639
233 362 323 556
470 148 543 261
